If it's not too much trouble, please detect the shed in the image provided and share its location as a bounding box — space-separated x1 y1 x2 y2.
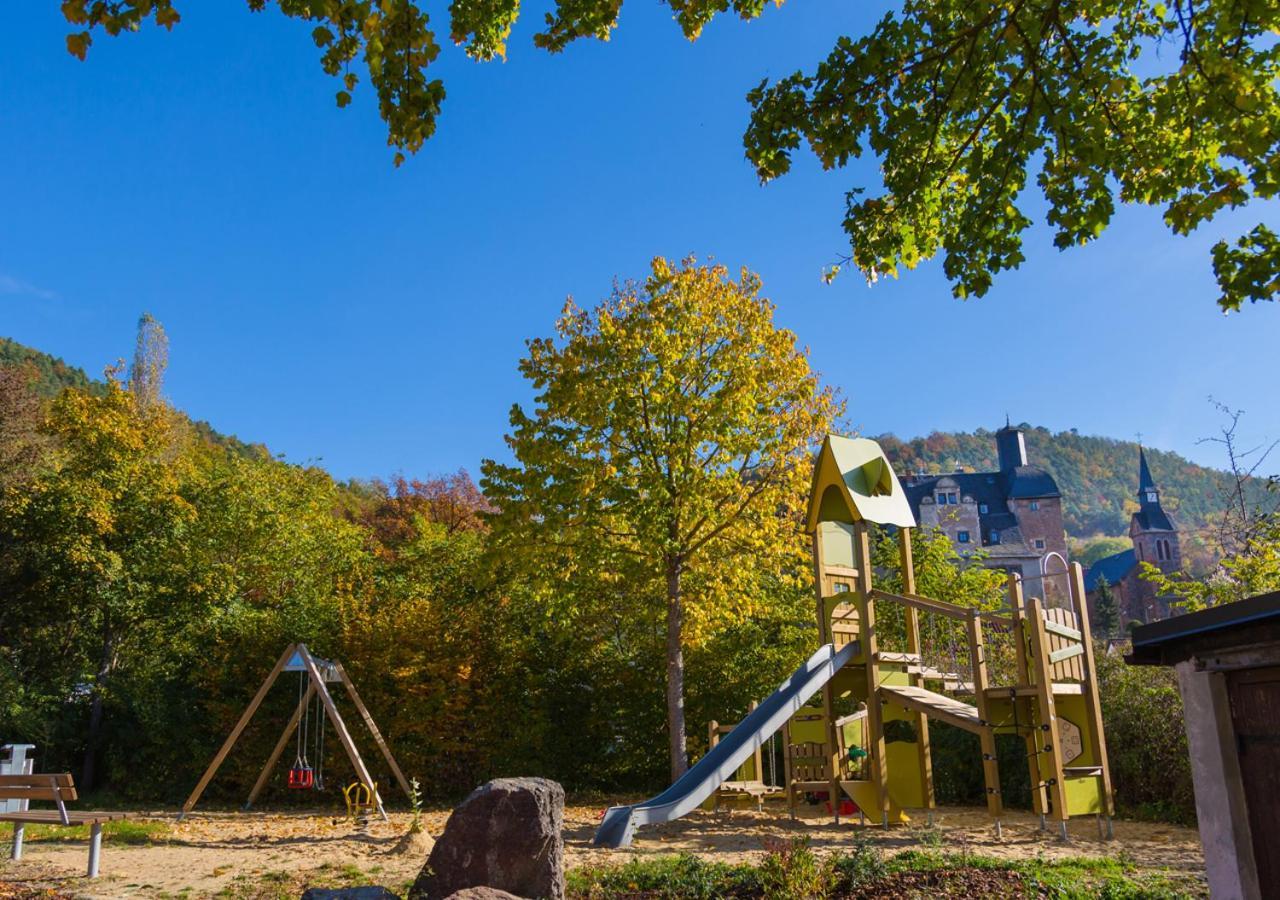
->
1128 590 1280 900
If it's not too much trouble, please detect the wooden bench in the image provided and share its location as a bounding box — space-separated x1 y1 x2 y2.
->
0 773 128 877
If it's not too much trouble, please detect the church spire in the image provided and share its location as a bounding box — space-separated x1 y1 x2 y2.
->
1138 446 1156 493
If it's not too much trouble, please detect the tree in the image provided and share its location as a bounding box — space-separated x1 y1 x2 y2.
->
0 372 194 789
1142 400 1279 610
1092 575 1120 638
65 2 1279 310
482 257 839 778
130 313 169 412
0 364 52 492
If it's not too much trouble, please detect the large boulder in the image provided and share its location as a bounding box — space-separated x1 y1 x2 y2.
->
410 778 564 900
444 890 525 900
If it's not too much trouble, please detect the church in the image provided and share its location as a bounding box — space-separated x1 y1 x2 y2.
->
1084 448 1182 627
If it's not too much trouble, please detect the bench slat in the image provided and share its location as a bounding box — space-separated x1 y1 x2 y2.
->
0 811 127 825
0 787 79 801
0 773 75 787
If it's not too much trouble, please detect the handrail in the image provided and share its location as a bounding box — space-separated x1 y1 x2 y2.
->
870 589 1013 628
870 589 970 621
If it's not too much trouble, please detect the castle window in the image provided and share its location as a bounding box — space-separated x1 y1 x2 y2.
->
948 492 958 504
1030 500 1040 511
979 503 988 514
1137 544 1144 561
1034 539 1045 550
958 530 970 544
936 492 946 505
989 530 1000 544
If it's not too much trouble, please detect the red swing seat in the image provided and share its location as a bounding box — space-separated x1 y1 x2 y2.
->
288 766 314 789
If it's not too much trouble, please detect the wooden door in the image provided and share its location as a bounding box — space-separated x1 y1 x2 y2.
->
1228 666 1280 897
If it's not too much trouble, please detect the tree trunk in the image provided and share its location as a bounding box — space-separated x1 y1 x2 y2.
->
81 632 116 792
665 555 688 781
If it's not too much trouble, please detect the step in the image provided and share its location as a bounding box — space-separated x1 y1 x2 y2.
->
879 684 986 734
983 683 1084 699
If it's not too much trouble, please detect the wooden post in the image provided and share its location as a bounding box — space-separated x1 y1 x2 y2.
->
296 646 387 820
334 662 413 803
783 719 797 820
898 528 934 820
1068 562 1116 827
855 521 889 826
1008 575 1046 824
1027 598 1070 837
245 680 316 810
813 528 844 823
179 643 297 820
968 609 1004 834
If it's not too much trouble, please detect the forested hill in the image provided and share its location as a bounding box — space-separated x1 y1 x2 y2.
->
1 337 263 458
877 426 1243 538
2 338 1243 540
0 337 102 397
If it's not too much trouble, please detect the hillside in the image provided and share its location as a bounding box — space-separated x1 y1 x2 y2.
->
877 425 1252 540
3 337 1248 543
1 337 264 459
0 337 103 397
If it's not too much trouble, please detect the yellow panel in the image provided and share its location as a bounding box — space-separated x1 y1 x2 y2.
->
819 521 857 569
840 780 911 823
886 740 925 808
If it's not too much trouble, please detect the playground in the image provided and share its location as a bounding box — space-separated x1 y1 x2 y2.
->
0 802 1204 898
0 435 1208 897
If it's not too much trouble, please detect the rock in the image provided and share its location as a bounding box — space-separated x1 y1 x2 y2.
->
300 888 400 900
443 890 526 900
409 777 564 900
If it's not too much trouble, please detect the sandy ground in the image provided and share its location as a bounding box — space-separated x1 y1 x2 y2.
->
0 802 1205 898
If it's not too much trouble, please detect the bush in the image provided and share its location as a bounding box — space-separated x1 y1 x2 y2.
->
1096 646 1197 824
758 837 832 900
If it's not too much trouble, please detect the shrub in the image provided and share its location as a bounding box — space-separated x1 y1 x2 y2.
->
1096 646 1196 824
758 836 832 900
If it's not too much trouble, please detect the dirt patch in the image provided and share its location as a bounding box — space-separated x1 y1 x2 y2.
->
0 803 1203 898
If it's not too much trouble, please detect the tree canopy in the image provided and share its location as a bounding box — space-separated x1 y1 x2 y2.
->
65 0 1279 310
482 256 839 777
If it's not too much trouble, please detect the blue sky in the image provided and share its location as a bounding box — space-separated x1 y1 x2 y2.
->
2 2 1276 481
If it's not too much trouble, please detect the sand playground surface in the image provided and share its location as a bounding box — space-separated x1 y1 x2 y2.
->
0 802 1205 898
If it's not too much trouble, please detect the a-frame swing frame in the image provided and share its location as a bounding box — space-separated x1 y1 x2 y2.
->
177 643 412 822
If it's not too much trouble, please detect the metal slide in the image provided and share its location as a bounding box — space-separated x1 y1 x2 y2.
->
593 640 860 848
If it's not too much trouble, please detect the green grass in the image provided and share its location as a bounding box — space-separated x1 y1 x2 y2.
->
19 818 171 845
567 843 1202 899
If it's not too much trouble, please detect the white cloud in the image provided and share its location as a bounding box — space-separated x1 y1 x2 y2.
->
0 274 58 300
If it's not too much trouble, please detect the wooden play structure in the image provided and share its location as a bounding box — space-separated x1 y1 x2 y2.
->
596 434 1114 847
178 643 411 821
707 702 785 811
791 435 1115 838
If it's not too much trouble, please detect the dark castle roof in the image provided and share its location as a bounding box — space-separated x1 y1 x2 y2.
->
901 465 1059 550
1005 466 1061 499
1084 548 1137 593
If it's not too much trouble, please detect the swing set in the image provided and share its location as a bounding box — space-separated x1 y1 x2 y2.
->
177 643 413 821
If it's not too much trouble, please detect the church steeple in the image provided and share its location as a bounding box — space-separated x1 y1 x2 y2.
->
1138 447 1159 507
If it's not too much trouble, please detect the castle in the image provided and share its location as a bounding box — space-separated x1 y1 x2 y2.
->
899 424 1071 593
1083 448 1182 627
